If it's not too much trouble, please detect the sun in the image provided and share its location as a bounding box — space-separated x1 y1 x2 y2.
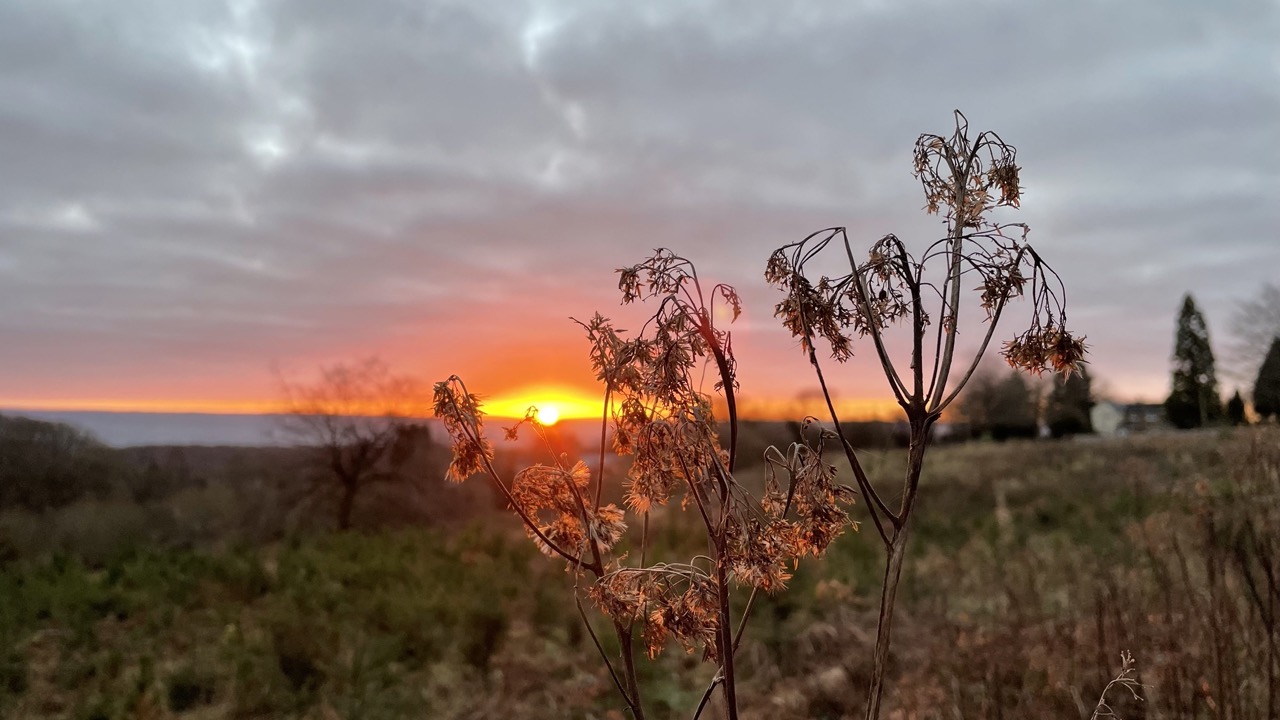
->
484 385 600 423
534 404 560 426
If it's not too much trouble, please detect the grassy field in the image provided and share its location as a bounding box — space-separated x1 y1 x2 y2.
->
0 426 1276 719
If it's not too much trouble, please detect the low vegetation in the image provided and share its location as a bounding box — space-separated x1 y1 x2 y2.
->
0 414 1275 718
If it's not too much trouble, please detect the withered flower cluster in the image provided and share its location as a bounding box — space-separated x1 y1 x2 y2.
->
432 379 493 483
763 260 855 361
434 249 857 716
591 566 721 660
761 433 857 559
767 111 1085 395
762 112 1088 719
590 250 854 659
1004 322 1089 376
913 111 1021 224
511 461 627 557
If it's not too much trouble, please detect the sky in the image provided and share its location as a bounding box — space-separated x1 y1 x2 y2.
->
1 0 1277 418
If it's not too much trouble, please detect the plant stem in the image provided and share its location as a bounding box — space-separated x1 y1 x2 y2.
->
864 523 911 720
865 422 929 720
715 553 739 720
616 622 647 720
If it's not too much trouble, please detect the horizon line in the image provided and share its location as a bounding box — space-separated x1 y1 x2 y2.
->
1 397 908 422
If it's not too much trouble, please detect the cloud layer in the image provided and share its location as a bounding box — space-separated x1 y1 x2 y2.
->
2 0 1277 409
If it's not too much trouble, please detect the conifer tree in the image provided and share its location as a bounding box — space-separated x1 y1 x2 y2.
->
1165 294 1223 429
1254 337 1280 421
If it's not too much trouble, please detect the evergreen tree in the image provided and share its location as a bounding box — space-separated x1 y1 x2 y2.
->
1165 294 1223 429
1046 366 1094 437
1254 337 1280 421
1226 390 1247 426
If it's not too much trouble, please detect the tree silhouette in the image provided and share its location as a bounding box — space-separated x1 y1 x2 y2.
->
1229 283 1280 382
1165 294 1222 429
959 366 1039 440
1046 366 1094 437
277 358 425 530
1226 390 1247 426
0 415 124 510
1254 337 1280 421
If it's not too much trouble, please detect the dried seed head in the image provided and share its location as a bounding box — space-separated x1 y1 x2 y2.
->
592 568 721 661
432 378 494 482
1003 325 1088 376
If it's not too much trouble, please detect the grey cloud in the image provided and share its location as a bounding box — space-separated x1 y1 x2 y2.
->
1 0 1277 406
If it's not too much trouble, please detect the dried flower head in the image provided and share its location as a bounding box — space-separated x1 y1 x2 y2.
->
768 111 1085 415
432 377 494 483
1003 324 1088 376
591 566 721 660
761 112 1085 720
436 248 867 718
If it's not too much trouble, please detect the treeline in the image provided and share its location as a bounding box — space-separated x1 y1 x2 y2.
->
0 415 135 510
945 286 1280 438
0 413 491 563
951 365 1094 440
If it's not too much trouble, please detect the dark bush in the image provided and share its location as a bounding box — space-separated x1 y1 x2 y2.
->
166 664 216 712
461 605 508 675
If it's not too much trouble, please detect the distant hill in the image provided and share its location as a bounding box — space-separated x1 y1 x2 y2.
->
0 410 301 447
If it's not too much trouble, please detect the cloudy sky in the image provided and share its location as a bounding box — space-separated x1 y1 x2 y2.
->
1 0 1277 417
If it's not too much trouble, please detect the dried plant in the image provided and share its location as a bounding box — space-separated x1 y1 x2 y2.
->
1090 651 1144 719
766 110 1085 719
434 249 856 719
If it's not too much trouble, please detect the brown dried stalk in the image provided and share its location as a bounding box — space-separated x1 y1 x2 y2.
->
766 110 1085 719
1090 651 1144 719
435 249 857 719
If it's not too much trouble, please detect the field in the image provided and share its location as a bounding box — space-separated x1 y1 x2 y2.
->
0 425 1276 719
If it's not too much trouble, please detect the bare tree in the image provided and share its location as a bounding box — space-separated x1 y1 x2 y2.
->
277 358 424 530
767 111 1084 719
1228 282 1280 384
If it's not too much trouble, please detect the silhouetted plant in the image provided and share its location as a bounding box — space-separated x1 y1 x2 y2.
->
766 110 1084 719
435 250 856 719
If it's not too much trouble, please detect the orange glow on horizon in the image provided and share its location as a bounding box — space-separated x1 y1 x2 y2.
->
0 397 288 415
481 384 602 421
2 391 905 423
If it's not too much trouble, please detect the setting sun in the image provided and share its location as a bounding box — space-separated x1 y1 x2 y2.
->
482 384 602 422
534 405 560 425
